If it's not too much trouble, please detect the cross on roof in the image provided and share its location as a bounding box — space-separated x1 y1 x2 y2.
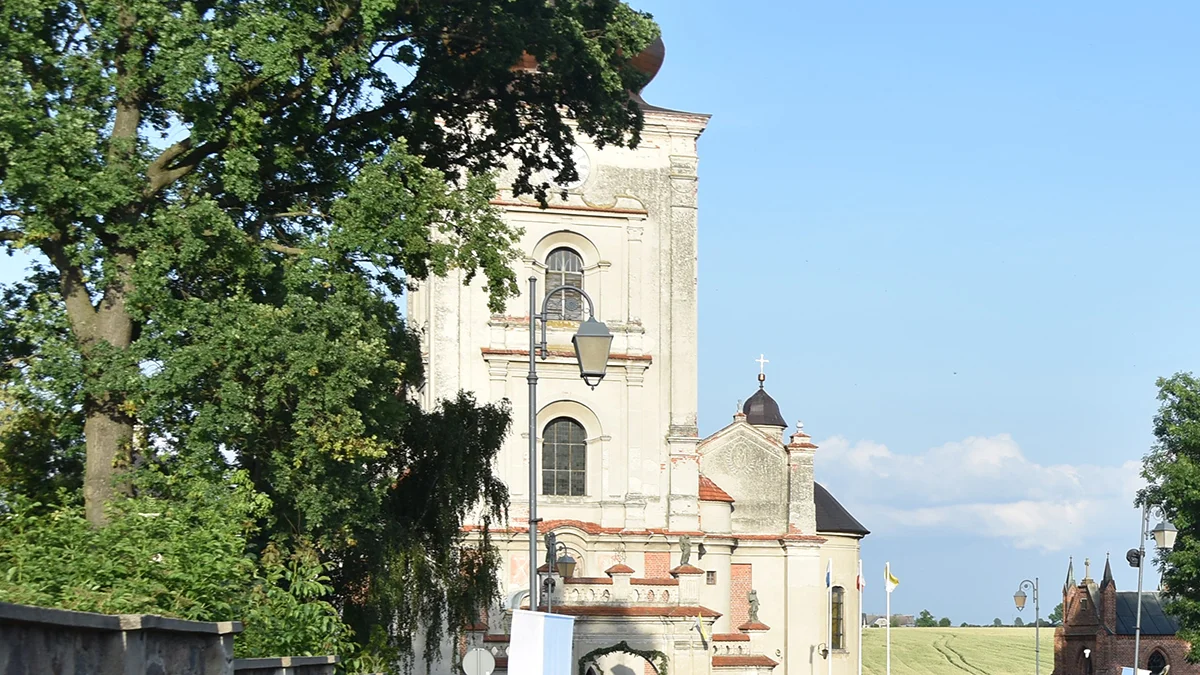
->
756 354 769 375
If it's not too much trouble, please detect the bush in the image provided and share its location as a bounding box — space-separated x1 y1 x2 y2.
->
0 469 354 659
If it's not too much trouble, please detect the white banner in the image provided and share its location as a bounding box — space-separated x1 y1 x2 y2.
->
508 609 576 675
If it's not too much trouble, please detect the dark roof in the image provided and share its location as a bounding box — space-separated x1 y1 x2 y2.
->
1115 592 1179 636
744 387 787 427
814 483 869 536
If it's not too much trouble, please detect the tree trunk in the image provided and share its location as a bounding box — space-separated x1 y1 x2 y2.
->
83 403 133 525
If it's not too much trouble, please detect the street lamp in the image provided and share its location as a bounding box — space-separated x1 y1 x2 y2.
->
1014 578 1040 675
526 277 612 611
1128 504 1178 671
541 532 578 613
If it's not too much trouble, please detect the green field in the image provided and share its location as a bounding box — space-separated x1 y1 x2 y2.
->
862 627 1056 675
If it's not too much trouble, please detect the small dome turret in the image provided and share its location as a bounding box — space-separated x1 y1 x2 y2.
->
743 373 787 428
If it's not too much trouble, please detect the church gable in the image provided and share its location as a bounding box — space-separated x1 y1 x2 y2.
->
699 424 788 534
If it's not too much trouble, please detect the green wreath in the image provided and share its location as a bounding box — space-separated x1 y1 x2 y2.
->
577 640 669 675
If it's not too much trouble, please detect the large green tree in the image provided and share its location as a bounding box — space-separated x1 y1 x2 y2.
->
0 0 659 660
1141 372 1200 660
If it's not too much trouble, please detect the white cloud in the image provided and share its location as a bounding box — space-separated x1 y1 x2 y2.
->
815 434 1143 552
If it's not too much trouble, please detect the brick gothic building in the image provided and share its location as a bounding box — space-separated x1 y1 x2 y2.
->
1054 556 1196 675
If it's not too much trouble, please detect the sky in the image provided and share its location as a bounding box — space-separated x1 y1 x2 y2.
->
631 0 1200 624
2 0 1198 629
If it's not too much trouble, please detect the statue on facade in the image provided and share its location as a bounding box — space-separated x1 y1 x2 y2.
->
748 590 761 623
544 532 557 571
679 534 691 566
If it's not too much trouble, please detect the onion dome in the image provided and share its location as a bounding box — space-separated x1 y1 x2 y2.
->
743 373 787 428
514 35 664 93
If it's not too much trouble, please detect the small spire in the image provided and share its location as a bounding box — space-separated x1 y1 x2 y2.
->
1064 556 1075 594
1101 553 1114 588
1083 557 1091 582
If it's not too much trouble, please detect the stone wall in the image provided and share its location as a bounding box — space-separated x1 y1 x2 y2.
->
0 602 337 675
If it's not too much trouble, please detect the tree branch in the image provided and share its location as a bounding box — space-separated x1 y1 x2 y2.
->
0 229 22 241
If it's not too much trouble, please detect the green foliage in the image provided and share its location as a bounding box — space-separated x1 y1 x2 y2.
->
1141 372 1200 661
1013 616 1024 627
993 618 1003 626
916 609 937 627
1048 602 1063 625
938 617 951 627
0 469 353 659
0 0 658 664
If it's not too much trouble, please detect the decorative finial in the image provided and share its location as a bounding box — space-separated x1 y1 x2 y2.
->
797 420 804 432
756 354 769 387
1084 557 1091 579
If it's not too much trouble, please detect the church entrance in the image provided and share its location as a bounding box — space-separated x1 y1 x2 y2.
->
585 654 659 675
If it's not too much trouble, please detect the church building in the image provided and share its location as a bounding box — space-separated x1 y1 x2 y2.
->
1055 556 1195 675
408 34 868 675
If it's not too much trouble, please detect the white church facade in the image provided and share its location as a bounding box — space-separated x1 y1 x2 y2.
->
407 36 868 675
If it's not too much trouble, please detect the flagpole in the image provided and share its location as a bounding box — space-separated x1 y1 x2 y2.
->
886 562 892 675
828 559 834 675
858 559 863 675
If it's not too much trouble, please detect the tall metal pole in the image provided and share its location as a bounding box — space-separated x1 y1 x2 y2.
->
527 277 539 612
1134 503 1148 672
1018 578 1039 675
1034 578 1040 675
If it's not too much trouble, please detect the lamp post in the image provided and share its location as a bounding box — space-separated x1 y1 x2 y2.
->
1014 578 1040 675
527 277 613 611
1128 504 1178 671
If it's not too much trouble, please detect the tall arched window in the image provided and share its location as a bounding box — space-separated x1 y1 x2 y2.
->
542 417 586 496
544 247 584 320
831 586 845 650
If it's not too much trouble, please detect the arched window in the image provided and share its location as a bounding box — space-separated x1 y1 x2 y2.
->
1148 649 1168 675
544 247 584 320
543 417 586 496
831 586 845 650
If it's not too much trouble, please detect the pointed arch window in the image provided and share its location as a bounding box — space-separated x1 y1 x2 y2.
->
544 247 584 320
543 417 586 496
1148 649 1168 675
831 586 845 650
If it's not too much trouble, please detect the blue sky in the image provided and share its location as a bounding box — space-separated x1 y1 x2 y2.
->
633 0 1200 623
2 0 1197 628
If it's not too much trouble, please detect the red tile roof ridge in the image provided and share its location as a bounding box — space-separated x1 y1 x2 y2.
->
670 564 705 576
698 475 735 503
737 621 771 632
711 633 751 642
630 577 679 586
549 605 720 618
563 576 613 585
605 563 635 576
712 655 779 667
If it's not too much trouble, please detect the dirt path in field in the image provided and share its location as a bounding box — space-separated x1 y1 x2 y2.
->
930 633 989 675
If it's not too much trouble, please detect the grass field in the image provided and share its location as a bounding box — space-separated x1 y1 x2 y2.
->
861 627 1057 675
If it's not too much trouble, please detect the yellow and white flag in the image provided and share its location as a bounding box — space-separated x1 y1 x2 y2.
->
693 613 708 643
885 563 900 594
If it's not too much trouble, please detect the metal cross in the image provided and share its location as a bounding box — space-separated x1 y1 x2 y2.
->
756 354 769 375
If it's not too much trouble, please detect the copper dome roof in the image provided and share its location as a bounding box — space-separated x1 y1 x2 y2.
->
743 381 787 428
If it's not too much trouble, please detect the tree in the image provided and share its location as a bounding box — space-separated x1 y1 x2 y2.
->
993 618 1003 627
1049 602 1064 625
0 0 659 661
1014 616 1024 627
916 609 937 627
938 617 951 627
1141 373 1200 660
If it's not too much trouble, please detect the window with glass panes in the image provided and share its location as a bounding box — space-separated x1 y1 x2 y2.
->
542 418 586 496
831 586 845 650
544 248 584 320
